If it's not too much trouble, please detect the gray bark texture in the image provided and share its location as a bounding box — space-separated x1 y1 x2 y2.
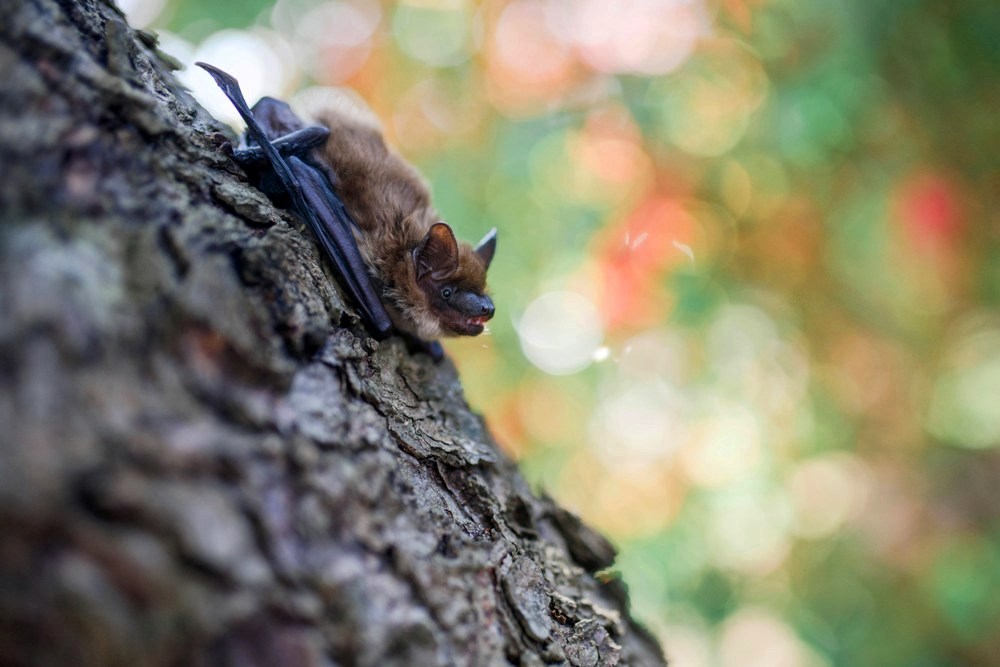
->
0 1 666 666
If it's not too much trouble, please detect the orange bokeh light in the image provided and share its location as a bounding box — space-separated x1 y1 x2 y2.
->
595 196 697 329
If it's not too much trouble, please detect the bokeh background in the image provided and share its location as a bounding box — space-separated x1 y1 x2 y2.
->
122 0 1000 664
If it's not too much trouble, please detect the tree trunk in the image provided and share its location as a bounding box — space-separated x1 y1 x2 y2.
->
0 1 665 665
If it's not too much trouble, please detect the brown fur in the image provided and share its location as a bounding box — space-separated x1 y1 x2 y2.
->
314 111 489 339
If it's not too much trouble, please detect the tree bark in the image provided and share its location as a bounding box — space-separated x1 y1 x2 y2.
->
0 1 665 666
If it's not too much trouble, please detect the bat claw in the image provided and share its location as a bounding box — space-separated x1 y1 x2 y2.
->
209 132 234 155
426 341 445 362
403 336 444 362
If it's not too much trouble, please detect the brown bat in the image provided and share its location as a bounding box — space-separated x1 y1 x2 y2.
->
196 63 496 357
315 106 496 340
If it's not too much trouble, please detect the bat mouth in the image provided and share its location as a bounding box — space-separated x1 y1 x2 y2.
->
461 315 489 335
446 314 491 336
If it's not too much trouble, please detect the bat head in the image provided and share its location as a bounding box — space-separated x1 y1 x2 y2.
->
410 223 496 337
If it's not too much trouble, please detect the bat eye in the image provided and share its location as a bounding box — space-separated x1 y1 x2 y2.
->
440 287 453 300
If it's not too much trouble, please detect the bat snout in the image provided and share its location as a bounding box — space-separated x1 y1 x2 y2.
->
453 292 495 320
444 291 495 336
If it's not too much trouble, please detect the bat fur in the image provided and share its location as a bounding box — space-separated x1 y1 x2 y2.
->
313 108 495 340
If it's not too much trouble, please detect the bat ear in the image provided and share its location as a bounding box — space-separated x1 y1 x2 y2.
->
474 227 497 269
415 222 459 281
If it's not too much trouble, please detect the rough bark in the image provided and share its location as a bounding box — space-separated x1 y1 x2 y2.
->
0 1 665 666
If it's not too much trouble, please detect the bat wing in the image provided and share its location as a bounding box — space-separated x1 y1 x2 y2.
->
196 63 393 340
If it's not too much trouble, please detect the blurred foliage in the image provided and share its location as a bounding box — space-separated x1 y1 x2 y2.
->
133 0 1000 663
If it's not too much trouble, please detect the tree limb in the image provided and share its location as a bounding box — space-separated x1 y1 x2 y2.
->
0 1 665 665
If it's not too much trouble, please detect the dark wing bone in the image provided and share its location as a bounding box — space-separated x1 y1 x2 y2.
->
196 62 393 339
230 126 331 168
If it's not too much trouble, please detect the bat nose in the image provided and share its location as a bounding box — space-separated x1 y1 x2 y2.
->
455 292 495 320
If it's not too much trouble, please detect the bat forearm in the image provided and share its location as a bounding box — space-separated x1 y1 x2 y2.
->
231 126 330 169
290 156 393 338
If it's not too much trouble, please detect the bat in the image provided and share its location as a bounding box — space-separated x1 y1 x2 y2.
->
196 63 496 360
